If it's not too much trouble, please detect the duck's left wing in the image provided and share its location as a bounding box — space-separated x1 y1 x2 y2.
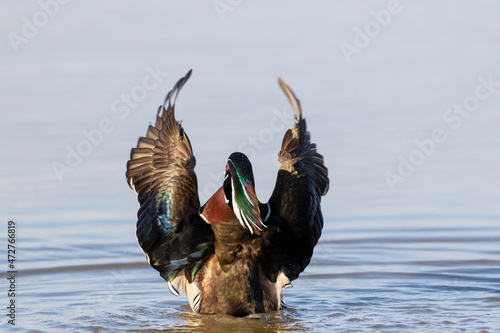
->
126 70 214 288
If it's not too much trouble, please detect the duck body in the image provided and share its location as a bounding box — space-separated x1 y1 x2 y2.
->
126 70 329 316
195 186 283 316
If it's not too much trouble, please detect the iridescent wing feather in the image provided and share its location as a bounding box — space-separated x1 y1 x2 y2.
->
126 70 214 285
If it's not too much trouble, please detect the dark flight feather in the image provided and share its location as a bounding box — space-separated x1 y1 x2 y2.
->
126 69 214 284
265 78 329 281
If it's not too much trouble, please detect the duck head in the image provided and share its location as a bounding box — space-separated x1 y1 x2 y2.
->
223 152 266 235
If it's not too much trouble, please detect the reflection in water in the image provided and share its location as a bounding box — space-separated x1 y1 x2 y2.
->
168 309 304 333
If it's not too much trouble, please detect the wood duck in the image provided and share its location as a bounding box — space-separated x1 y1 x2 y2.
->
126 70 329 317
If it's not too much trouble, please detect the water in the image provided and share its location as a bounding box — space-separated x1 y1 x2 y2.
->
5 217 499 332
1 1 500 332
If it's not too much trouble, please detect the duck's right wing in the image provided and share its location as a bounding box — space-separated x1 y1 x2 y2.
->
264 78 329 282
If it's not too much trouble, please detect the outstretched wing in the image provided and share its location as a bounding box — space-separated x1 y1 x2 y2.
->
265 78 329 281
126 70 214 287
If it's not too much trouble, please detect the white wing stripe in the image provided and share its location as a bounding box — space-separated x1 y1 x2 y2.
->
168 282 180 297
192 293 201 313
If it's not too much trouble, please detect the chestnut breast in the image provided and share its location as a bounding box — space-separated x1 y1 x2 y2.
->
200 186 234 225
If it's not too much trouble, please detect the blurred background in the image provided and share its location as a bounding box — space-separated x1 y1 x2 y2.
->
1 1 499 332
